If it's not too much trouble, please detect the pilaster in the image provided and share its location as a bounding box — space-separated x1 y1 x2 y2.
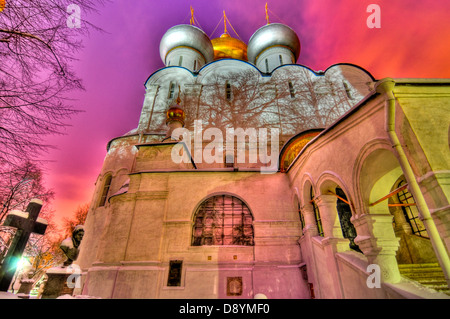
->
138 84 160 132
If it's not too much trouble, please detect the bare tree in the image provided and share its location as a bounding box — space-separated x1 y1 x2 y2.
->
0 0 105 168
186 68 365 141
0 161 54 222
0 161 56 281
272 67 363 136
61 203 88 237
195 70 284 130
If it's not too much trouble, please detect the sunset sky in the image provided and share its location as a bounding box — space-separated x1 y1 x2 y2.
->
40 0 450 228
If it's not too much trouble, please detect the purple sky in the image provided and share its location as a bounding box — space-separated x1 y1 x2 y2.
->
41 0 450 228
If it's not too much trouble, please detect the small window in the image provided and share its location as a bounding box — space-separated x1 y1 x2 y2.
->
227 277 242 296
224 152 234 168
226 81 232 101
99 175 112 207
167 260 183 286
298 201 305 234
288 81 295 98
178 56 183 67
193 60 197 71
168 82 175 99
265 59 269 73
343 81 352 99
310 186 323 237
279 55 283 65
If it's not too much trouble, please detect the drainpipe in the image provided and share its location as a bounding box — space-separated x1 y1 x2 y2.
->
375 78 450 287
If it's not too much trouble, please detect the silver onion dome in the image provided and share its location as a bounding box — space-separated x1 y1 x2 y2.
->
247 23 300 64
159 24 214 64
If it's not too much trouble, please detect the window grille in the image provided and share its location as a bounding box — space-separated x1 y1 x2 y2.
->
192 195 254 246
397 180 429 238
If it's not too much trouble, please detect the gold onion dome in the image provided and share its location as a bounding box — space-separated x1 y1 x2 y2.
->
166 99 185 126
211 32 248 61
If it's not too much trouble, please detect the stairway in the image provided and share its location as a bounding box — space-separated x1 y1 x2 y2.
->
398 263 450 295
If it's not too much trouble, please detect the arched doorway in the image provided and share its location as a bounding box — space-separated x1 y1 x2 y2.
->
357 146 447 290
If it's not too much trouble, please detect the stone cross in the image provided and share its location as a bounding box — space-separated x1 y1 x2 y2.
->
0 199 47 291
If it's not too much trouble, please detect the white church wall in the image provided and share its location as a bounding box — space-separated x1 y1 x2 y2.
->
165 47 206 71
76 16 450 299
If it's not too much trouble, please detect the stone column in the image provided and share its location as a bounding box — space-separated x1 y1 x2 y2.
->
418 171 450 255
315 195 343 239
301 205 319 237
353 213 401 283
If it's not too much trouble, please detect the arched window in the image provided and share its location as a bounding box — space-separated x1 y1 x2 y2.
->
98 175 112 207
297 199 305 235
225 81 232 101
288 81 295 98
342 81 352 99
168 82 176 99
335 187 362 253
397 180 428 238
310 186 323 236
192 195 254 246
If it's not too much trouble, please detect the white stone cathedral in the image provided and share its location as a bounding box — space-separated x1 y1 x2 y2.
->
76 16 450 299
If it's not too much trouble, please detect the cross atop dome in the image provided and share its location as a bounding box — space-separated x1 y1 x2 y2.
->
210 11 247 61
